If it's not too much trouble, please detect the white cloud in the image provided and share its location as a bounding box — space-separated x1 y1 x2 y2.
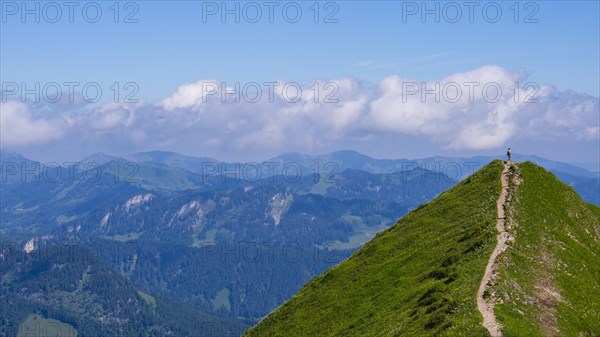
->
366 66 527 148
2 66 598 158
157 80 220 111
0 101 64 147
363 65 599 150
582 127 600 141
89 104 136 131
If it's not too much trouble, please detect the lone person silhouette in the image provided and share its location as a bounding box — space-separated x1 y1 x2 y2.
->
507 147 512 162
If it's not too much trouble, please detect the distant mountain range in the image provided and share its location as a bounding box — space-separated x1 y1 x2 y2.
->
1 150 598 335
3 149 598 203
1 149 456 332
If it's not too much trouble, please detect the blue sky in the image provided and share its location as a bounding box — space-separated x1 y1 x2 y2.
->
1 1 599 165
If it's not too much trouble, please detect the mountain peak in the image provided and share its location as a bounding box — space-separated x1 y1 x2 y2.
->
0 150 31 162
127 150 217 162
327 149 370 158
79 152 119 165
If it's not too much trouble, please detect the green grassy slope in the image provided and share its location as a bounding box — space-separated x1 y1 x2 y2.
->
495 162 600 336
245 160 505 336
245 161 600 336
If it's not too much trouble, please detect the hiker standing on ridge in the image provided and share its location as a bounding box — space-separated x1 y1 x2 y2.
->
507 148 512 162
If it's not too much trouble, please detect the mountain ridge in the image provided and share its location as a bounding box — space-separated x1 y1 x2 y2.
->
244 160 600 336
3 149 596 177
3 150 597 204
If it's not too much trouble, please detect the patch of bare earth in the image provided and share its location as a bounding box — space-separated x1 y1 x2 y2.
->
533 248 562 337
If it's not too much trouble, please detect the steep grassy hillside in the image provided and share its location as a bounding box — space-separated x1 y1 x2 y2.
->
244 161 600 336
494 163 600 336
245 161 505 336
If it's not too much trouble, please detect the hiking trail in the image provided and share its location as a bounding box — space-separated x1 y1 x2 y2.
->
477 161 514 337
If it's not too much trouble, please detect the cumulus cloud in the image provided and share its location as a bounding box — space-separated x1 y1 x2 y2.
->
513 88 599 142
1 66 598 158
143 67 599 154
0 101 65 147
157 80 220 111
366 66 527 149
366 66 598 150
86 101 138 131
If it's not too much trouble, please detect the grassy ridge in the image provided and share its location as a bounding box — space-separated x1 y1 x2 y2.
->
245 160 505 336
495 162 600 336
